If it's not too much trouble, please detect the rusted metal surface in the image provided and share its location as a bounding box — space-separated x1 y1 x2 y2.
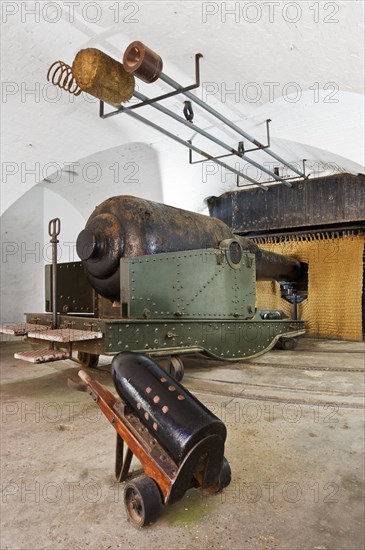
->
47 61 82 96
1 323 46 336
76 195 232 301
48 218 61 329
27 327 103 343
76 368 174 502
14 348 69 363
207 173 365 235
76 195 305 301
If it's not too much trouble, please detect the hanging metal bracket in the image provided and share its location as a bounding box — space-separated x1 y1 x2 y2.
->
95 44 306 188
188 119 272 166
236 159 309 188
240 119 271 153
99 53 203 120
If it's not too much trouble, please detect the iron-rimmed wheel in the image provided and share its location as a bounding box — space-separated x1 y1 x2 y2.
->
77 351 99 368
124 476 162 527
169 356 184 382
275 337 298 351
217 457 231 491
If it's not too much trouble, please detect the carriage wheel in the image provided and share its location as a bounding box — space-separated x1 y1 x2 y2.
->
124 476 162 527
168 356 184 382
77 351 99 368
275 337 298 351
217 457 232 491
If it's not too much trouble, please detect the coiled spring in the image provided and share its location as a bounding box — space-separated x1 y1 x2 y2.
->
47 60 82 96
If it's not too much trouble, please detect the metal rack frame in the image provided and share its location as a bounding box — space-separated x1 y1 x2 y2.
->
99 51 308 190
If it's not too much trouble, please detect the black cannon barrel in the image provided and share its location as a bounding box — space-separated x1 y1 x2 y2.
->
111 352 226 466
76 195 304 301
76 195 232 300
234 236 304 282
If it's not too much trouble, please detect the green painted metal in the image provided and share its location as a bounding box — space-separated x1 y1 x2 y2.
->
25 312 305 361
26 242 305 362
45 263 95 315
120 247 256 320
45 262 122 319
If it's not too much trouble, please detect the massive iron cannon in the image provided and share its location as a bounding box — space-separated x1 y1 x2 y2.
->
5 195 306 368
76 195 304 301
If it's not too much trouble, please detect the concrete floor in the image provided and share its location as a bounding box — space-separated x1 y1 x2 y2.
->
1 338 364 550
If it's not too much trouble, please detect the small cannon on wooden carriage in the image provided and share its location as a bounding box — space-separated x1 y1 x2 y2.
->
70 352 231 527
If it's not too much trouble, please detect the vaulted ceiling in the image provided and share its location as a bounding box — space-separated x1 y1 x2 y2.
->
2 0 364 215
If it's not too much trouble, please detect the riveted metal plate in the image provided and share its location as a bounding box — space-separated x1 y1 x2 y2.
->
120 248 256 320
25 313 304 361
45 262 95 315
207 173 365 235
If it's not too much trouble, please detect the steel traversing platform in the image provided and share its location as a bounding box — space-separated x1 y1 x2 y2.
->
17 312 305 362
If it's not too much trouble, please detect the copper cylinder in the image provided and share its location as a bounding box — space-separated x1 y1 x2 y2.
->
72 48 135 105
123 41 163 83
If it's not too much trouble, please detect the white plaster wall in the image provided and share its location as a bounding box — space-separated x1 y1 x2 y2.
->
1 142 164 323
1 187 45 324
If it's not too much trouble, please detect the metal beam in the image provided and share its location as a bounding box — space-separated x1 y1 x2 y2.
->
133 91 292 187
123 109 269 190
159 72 305 179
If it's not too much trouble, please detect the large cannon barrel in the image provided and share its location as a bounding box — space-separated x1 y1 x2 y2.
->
76 195 232 300
76 195 304 301
234 236 303 282
111 352 227 466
